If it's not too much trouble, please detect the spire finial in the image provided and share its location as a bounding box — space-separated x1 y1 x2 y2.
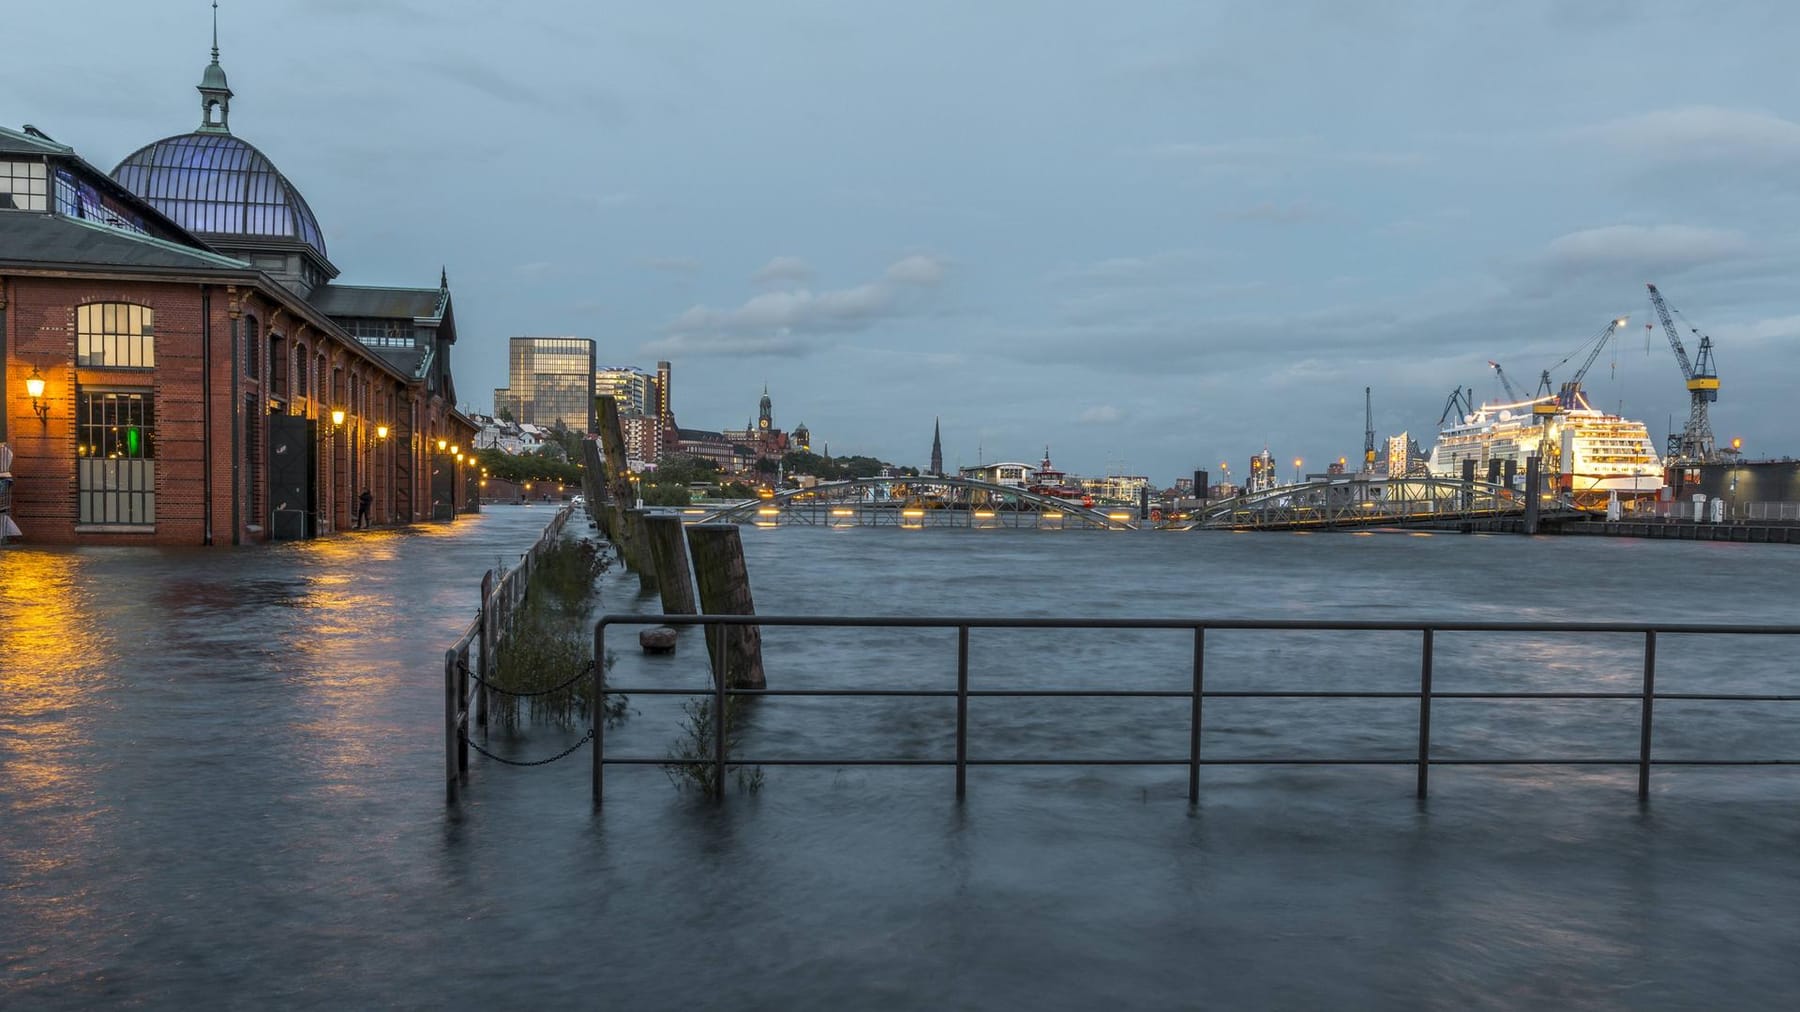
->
197 1 233 132
440 265 448 289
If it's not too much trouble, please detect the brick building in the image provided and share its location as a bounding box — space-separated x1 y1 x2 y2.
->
0 42 476 545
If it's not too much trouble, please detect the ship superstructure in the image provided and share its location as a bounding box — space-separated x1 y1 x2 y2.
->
1429 394 1662 497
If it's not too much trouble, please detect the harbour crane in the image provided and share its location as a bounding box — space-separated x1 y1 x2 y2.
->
1437 386 1473 428
1486 360 1526 402
1541 315 1630 412
1646 283 1719 464
1363 387 1376 471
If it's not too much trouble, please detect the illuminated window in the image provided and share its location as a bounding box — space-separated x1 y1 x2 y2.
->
77 303 155 368
76 388 157 525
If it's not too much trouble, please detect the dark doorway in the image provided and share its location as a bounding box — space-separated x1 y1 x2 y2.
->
268 413 316 539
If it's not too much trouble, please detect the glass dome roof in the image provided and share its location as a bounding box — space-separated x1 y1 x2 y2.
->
111 132 326 259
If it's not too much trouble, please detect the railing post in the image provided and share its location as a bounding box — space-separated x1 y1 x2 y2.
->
593 621 606 806
713 620 728 802
444 648 459 804
477 569 493 729
1639 630 1657 802
956 625 970 799
457 646 470 774
1416 628 1434 799
1189 627 1205 803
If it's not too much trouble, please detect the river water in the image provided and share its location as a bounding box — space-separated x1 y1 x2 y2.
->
4 507 1799 1009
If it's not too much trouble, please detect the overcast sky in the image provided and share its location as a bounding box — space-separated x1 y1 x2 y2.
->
8 1 1799 481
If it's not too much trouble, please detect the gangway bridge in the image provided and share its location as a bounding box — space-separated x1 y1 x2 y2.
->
1163 473 1591 532
692 476 1137 530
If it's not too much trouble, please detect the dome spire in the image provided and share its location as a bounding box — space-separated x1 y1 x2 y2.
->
197 1 233 134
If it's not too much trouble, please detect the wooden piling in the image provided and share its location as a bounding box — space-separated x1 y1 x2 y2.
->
686 523 766 689
579 438 608 535
593 397 640 560
1523 456 1541 535
624 509 659 594
645 514 698 615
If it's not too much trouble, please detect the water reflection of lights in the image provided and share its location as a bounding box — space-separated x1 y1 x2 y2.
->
0 549 105 910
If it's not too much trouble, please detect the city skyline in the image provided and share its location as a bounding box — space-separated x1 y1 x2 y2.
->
7 2 1799 480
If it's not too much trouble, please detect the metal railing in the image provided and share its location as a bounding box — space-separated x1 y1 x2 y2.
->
444 502 575 802
590 614 1800 805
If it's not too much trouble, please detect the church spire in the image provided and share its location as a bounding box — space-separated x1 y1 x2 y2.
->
197 1 233 133
930 417 944 476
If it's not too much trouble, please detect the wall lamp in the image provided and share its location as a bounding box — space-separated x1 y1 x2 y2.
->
376 424 389 439
437 438 448 452
330 407 347 427
24 366 48 424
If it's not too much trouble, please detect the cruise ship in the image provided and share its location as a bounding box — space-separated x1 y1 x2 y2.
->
1428 393 1664 499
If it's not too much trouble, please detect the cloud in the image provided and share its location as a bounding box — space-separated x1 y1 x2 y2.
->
1146 136 1424 172
752 256 813 285
1713 313 1800 347
1530 225 1753 284
639 256 701 274
885 254 947 286
1589 106 1800 165
646 255 948 358
1051 250 1213 289
1078 405 1123 424
1217 199 1325 224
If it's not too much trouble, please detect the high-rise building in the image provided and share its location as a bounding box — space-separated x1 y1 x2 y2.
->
494 336 595 432
595 366 653 417
655 361 672 422
1248 448 1278 493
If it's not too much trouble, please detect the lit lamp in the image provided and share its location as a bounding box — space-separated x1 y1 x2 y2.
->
437 438 448 452
376 424 389 439
450 444 459 456
330 408 346 428
1293 458 1303 483
24 367 48 424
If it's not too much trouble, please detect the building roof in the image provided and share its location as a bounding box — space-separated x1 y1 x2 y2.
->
111 131 328 261
0 211 249 272
0 124 72 156
309 283 444 320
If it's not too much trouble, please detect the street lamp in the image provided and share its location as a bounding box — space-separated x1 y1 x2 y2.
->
437 438 448 452
376 424 389 440
24 366 48 424
1293 458 1303 484
330 407 346 428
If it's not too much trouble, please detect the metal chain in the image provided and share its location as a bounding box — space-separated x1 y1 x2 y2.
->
459 659 595 698
462 728 593 767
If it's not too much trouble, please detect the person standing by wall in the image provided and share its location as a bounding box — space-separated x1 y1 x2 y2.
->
357 488 373 529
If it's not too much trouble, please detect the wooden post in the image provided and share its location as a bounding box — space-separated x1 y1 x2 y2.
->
645 514 698 615
595 397 635 548
1523 456 1541 535
686 524 766 689
579 438 609 535
624 509 659 594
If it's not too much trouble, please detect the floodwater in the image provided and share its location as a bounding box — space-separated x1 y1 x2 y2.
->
4 507 1800 1009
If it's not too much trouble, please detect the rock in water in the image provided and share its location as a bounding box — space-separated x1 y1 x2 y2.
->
639 627 678 654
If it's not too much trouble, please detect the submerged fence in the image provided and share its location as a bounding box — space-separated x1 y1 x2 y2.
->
444 503 576 802
589 614 1800 805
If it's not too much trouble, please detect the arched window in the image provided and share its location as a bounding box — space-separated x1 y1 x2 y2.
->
269 331 287 399
293 343 308 398
78 303 155 368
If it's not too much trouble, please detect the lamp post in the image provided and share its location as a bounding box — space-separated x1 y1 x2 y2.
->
1293 458 1303 484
